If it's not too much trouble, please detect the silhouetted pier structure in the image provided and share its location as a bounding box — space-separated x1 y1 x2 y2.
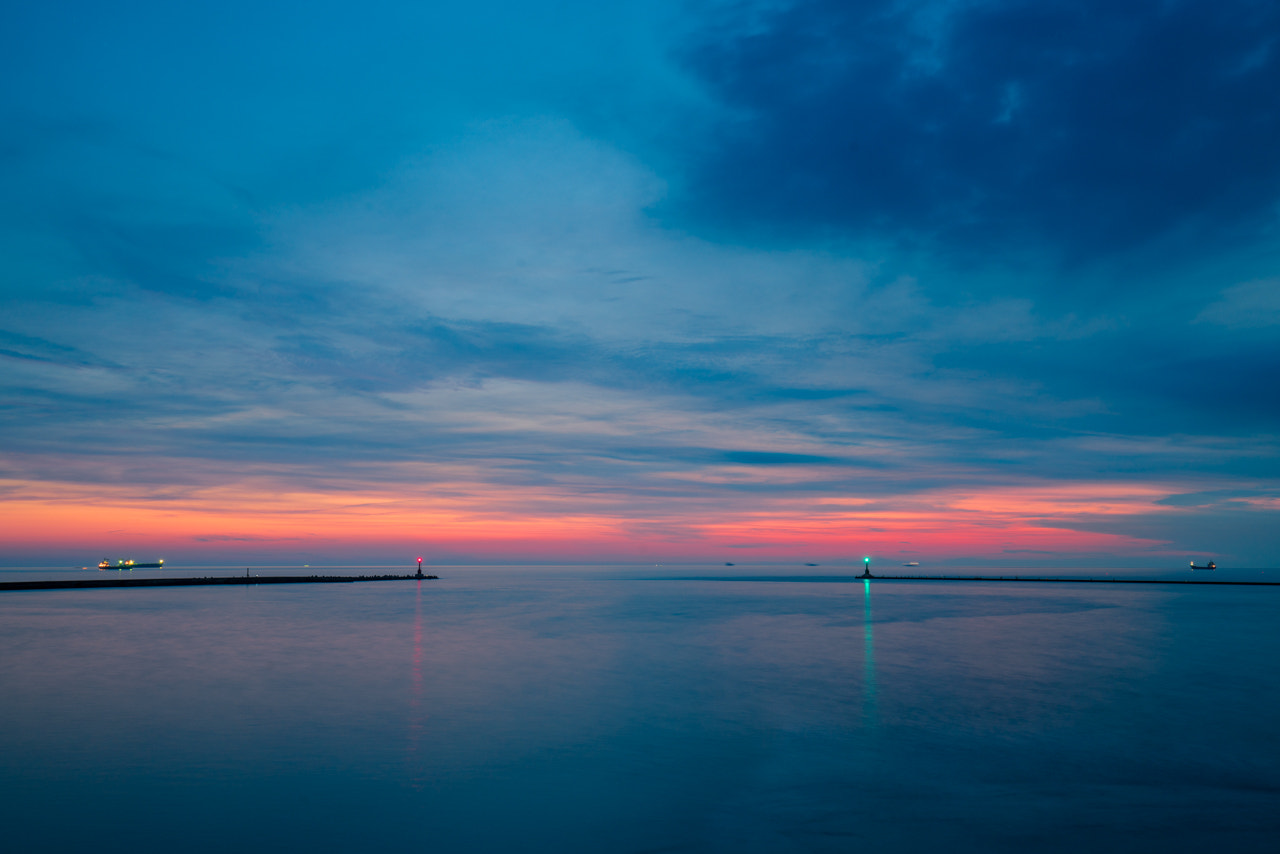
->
674 574 1279 587
874 574 1278 586
0 573 437 593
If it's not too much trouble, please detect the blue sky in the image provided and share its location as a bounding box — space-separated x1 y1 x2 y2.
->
2 0 1278 565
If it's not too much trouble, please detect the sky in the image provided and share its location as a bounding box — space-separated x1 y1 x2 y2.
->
2 0 1278 567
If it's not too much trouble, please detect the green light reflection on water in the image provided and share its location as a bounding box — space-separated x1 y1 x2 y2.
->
863 578 877 726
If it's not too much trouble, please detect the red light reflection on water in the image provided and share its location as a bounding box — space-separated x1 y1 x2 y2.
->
406 579 426 789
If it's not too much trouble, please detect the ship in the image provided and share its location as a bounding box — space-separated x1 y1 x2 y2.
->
98 558 165 570
1189 560 1216 571
903 562 920 566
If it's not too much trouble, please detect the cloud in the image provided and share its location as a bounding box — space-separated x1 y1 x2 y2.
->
1042 505 1280 565
1156 488 1280 508
2 120 1272 497
1195 278 1280 327
674 0 1280 266
934 327 1280 433
0 330 116 367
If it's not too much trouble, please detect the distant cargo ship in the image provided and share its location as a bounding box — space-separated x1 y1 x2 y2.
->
903 562 920 566
98 558 165 569
1189 560 1216 570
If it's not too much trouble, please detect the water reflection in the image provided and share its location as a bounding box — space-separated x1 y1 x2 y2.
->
863 578 877 726
0 568 1275 853
407 579 425 788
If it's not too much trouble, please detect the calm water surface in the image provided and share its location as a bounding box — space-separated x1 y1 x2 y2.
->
1 565 1277 852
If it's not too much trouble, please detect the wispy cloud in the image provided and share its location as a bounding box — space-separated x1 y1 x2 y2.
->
1195 279 1280 328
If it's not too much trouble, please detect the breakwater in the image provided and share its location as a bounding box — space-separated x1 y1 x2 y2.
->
879 574 1279 586
672 574 1280 586
0 573 437 593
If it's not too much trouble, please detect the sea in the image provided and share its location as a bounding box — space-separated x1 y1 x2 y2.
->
1 564 1277 853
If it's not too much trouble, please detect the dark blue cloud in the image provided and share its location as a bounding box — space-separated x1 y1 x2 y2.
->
720 450 837 466
1044 505 1280 564
0 330 115 367
676 0 1280 265
1157 488 1276 507
934 326 1280 434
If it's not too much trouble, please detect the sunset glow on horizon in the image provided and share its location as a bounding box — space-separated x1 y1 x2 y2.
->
0 471 1217 565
